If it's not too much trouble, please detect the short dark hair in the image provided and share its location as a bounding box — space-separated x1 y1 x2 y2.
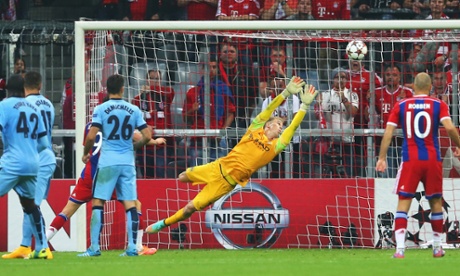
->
106 74 124 94
6 74 24 97
383 64 401 74
146 69 161 79
24 71 42 90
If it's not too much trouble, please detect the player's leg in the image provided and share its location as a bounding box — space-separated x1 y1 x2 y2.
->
15 176 50 259
425 161 445 257
145 165 207 234
46 200 82 240
135 200 157 255
47 176 93 240
78 167 117 257
392 161 421 258
117 165 139 256
393 197 412 258
428 197 445 257
21 164 54 255
120 199 139 256
146 161 235 234
0 173 32 259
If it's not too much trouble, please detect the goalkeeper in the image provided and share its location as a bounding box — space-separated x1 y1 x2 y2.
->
146 76 317 234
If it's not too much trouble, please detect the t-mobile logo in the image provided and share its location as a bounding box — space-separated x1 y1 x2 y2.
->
382 103 391 114
317 7 326 17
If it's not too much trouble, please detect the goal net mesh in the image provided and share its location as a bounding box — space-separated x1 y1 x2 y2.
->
81 26 460 249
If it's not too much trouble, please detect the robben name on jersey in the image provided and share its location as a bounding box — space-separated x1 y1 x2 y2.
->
387 96 450 162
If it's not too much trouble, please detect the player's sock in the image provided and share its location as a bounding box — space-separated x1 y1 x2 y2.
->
89 206 104 252
137 211 144 251
431 212 443 248
126 207 139 252
165 208 186 226
394 211 408 251
47 213 68 240
21 213 33 247
24 206 47 251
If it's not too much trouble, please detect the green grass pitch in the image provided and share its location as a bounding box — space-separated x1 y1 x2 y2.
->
1 249 459 275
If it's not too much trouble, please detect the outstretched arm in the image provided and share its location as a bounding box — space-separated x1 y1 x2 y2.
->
253 76 305 129
278 85 318 150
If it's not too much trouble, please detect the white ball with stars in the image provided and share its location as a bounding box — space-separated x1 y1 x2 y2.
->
346 40 368 60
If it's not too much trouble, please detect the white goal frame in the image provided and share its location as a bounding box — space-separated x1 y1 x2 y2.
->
75 18 460 172
74 20 460 251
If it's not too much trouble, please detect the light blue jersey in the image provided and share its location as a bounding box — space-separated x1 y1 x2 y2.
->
91 98 147 168
0 97 48 175
26 94 56 166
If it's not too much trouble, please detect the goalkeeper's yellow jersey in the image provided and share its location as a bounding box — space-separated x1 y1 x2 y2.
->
219 93 306 187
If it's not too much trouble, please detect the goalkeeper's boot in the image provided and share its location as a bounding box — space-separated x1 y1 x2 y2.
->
120 249 138 257
2 246 32 259
392 250 405 259
77 248 101 257
145 220 166 234
433 247 445 258
27 248 53 260
138 245 158 256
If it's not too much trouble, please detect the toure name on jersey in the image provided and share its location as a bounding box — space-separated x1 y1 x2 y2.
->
104 104 134 115
13 101 38 112
408 103 431 109
248 133 270 152
34 99 51 108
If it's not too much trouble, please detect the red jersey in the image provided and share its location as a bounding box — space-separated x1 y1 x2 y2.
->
216 0 261 18
375 85 413 127
129 0 148 20
183 79 236 130
387 95 451 162
311 0 350 20
187 2 217 20
131 85 174 129
346 68 382 125
446 69 459 86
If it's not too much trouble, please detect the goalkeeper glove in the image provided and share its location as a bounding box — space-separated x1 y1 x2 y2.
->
281 76 306 98
299 84 318 111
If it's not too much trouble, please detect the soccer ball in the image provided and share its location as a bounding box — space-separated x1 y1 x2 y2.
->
346 40 368 60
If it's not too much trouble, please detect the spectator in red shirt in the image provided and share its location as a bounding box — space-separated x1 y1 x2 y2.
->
259 46 295 98
216 0 261 66
179 0 218 20
431 70 452 105
311 0 350 19
132 69 175 178
218 42 258 131
346 48 382 177
346 57 383 128
182 57 235 166
374 64 412 178
261 0 298 20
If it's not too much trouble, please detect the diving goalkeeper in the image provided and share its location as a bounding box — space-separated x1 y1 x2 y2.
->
146 76 317 234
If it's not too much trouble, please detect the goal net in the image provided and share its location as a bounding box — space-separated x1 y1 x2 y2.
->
75 20 460 250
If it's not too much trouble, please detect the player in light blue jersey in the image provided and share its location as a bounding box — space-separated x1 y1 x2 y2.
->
78 74 151 257
3 72 56 260
0 74 51 259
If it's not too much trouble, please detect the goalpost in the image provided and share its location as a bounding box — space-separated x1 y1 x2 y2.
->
74 20 460 250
